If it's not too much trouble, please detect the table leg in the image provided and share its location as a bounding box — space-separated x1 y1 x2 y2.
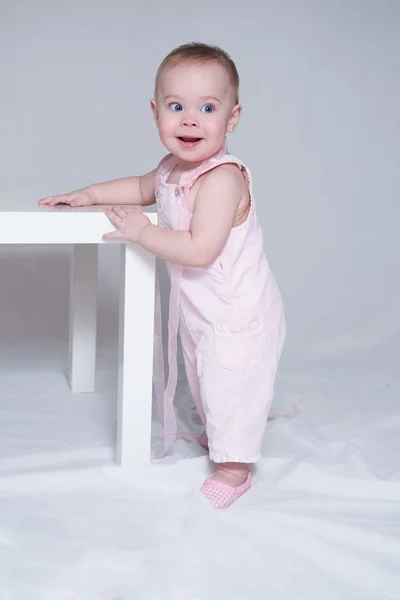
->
69 244 98 393
116 243 155 466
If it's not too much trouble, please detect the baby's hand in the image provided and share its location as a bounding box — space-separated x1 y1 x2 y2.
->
103 206 151 243
38 187 96 207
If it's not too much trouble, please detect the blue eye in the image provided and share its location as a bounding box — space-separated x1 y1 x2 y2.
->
201 104 214 113
170 102 183 112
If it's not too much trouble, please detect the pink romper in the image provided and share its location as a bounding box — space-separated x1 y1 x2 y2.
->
153 141 286 463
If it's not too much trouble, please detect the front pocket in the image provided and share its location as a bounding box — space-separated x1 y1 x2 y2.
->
213 317 267 371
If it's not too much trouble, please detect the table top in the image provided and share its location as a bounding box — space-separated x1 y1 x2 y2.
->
0 189 157 244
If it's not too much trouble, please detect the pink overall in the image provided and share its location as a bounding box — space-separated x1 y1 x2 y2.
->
153 142 286 463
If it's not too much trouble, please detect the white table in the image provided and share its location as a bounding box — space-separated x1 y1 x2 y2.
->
0 194 158 466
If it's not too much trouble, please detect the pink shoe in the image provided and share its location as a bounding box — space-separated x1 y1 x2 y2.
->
200 472 252 509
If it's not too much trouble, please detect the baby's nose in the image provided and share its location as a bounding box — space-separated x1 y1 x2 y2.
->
181 114 199 127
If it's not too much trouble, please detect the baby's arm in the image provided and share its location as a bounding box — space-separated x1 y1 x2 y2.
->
38 155 171 207
91 169 158 206
138 164 243 267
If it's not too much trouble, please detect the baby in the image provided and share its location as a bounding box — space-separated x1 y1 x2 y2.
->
39 42 286 509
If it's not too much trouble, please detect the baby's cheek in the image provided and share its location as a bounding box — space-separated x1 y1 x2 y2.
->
158 112 174 130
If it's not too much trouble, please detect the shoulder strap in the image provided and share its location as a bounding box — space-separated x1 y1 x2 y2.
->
155 154 178 195
155 141 254 201
180 151 254 203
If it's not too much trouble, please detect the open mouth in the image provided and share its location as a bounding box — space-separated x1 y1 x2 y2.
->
177 136 203 143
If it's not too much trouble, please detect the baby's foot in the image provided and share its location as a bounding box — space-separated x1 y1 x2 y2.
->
213 463 250 486
199 433 209 451
200 464 252 509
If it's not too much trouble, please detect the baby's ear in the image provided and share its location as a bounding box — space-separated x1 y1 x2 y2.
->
150 99 159 126
227 104 242 133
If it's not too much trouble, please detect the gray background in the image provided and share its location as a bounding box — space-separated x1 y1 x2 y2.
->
0 0 399 364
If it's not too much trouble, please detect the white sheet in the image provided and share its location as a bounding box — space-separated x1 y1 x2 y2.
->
1 342 399 599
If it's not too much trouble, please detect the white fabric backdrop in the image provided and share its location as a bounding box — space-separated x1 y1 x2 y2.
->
1 0 399 364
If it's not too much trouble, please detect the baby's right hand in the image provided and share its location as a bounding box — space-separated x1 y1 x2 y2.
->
38 186 97 207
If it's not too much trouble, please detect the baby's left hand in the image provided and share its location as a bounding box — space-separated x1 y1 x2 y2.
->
103 206 151 243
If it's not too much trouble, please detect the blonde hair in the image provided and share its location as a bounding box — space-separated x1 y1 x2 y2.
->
154 42 240 104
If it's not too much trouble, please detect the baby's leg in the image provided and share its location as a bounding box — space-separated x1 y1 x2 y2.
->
199 365 275 508
199 347 276 465
197 320 281 508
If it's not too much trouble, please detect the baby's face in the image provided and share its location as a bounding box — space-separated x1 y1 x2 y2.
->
152 62 241 166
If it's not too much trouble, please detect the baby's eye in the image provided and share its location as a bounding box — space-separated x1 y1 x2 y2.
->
169 102 183 112
201 104 214 113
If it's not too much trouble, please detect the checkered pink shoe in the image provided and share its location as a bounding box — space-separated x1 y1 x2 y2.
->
200 472 252 509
